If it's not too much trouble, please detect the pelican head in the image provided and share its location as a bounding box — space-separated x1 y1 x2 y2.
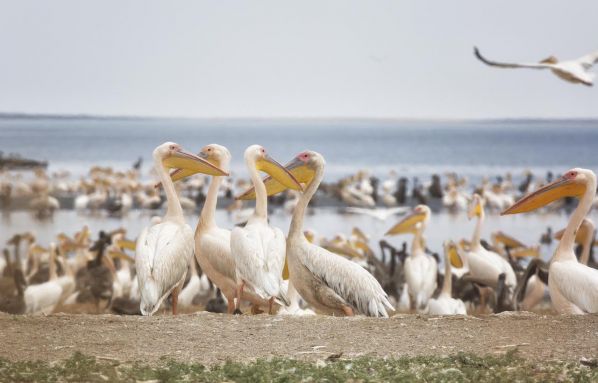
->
168 144 232 183
539 55 558 64
502 168 593 215
385 204 431 236
444 240 463 268
236 148 320 200
154 142 229 178
467 193 484 220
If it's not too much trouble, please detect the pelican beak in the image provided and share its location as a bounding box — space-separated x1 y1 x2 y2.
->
237 155 304 199
157 150 228 188
108 250 135 262
385 210 426 236
352 227 369 243
162 148 229 177
115 239 137 251
468 202 482 220
257 154 302 191
282 257 290 280
501 175 585 215
447 242 463 268
493 231 525 249
510 246 540 258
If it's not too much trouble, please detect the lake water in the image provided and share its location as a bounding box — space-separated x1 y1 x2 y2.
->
1 117 597 182
1 116 596 261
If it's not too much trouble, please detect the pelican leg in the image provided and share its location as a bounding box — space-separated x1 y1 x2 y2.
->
227 296 236 314
342 305 354 316
268 297 274 315
172 285 180 315
234 281 245 315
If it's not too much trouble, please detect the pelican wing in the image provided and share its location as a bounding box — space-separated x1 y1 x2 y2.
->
197 228 236 282
231 223 281 299
551 261 598 313
135 222 194 308
474 47 553 69
301 243 393 317
576 50 598 69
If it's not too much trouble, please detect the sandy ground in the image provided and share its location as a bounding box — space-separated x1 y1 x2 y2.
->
0 312 596 365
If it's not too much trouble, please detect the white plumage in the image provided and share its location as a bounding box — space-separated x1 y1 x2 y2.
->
136 220 193 315
404 249 438 310
135 142 226 316
286 151 393 317
475 47 598 86
426 242 467 316
289 239 393 317
231 220 287 303
502 168 598 314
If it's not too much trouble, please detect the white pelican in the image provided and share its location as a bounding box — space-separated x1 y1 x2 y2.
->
519 218 594 311
474 46 598 86
282 151 392 317
170 144 274 313
453 194 517 304
177 258 201 309
24 243 63 315
426 241 467 316
503 169 598 314
386 205 437 311
231 145 303 314
135 142 228 316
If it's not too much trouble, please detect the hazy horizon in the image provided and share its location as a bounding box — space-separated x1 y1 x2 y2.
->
1 1 597 119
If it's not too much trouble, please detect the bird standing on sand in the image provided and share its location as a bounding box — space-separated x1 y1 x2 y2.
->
259 150 393 317
386 205 437 311
474 46 598 86
503 169 598 314
231 145 303 314
135 142 228 316
168 144 270 313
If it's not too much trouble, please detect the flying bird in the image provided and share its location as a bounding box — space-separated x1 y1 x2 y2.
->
474 46 598 86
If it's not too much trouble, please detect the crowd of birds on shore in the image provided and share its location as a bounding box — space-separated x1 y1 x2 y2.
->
0 151 583 221
0 142 596 318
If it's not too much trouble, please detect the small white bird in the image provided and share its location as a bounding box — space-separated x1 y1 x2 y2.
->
426 241 467 316
474 46 598 86
24 243 63 315
386 205 438 311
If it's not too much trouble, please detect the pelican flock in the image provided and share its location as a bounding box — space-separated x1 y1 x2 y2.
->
2 140 598 320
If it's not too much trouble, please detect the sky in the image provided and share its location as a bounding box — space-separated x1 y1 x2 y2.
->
1 1 597 119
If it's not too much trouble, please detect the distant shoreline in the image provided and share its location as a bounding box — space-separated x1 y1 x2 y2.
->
1 112 597 124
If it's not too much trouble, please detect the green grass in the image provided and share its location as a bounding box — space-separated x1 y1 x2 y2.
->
0 351 596 382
